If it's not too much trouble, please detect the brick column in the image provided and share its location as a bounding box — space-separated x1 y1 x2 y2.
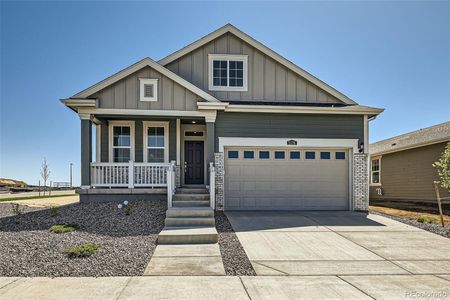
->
214 152 224 211
353 153 369 211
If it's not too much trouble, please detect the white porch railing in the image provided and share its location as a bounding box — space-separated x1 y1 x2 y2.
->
90 161 172 188
209 162 215 210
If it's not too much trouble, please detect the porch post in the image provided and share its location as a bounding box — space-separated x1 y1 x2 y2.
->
205 111 216 185
80 113 92 188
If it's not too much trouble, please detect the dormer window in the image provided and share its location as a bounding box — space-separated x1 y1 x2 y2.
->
139 78 158 101
208 54 248 92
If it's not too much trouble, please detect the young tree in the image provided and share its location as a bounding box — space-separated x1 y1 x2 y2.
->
433 142 450 192
40 158 51 196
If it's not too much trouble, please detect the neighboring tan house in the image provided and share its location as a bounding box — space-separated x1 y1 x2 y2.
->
369 121 450 205
62 24 383 212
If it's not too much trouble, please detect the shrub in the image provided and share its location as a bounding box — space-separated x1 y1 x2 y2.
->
49 224 79 233
64 243 98 258
124 204 132 215
11 203 23 215
50 206 59 217
417 216 438 224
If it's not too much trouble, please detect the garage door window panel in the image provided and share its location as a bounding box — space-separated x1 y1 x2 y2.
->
275 151 285 159
259 151 270 159
305 152 316 159
244 151 254 159
320 152 331 160
290 151 300 159
228 151 239 159
336 152 346 160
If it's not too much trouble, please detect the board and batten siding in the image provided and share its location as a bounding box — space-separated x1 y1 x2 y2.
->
165 32 343 104
92 66 201 111
99 118 177 163
215 112 364 151
370 142 450 202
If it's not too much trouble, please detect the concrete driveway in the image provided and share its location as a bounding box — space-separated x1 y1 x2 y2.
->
226 211 450 298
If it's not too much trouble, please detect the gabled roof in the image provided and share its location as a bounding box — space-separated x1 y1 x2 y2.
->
159 23 357 105
69 57 219 102
370 121 450 155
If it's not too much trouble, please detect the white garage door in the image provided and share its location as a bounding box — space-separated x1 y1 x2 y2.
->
224 148 349 210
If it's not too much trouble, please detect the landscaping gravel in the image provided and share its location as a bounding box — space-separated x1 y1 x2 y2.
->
215 212 256 276
0 200 166 276
370 210 450 238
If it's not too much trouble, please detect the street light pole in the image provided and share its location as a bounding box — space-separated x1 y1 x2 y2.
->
70 163 73 188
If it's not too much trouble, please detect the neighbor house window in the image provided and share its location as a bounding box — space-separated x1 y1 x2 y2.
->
139 78 158 102
371 158 381 184
208 54 248 91
109 121 135 163
143 122 168 163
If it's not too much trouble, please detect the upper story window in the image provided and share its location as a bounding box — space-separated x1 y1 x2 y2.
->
208 54 248 92
139 78 158 102
371 158 381 185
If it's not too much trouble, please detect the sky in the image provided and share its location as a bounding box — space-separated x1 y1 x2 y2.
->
1 1 449 186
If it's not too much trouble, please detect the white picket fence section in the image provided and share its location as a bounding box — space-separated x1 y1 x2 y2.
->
90 161 172 188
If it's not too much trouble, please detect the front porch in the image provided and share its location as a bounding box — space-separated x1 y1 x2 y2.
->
78 112 217 207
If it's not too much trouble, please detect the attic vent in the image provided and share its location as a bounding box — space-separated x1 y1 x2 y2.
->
144 84 154 98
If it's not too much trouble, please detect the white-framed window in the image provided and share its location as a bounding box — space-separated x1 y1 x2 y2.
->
208 54 248 92
109 121 135 162
139 78 158 102
371 157 381 185
143 121 169 163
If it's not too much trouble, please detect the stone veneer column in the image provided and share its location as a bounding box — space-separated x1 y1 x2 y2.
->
353 153 369 211
214 152 224 211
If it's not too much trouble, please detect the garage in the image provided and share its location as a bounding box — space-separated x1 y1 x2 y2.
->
224 147 350 210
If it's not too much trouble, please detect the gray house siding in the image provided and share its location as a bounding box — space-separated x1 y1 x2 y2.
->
165 32 343 104
98 118 177 163
214 112 364 151
92 66 201 111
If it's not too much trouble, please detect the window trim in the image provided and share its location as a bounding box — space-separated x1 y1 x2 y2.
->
143 121 169 163
370 156 382 186
139 78 158 102
208 54 248 92
108 121 135 163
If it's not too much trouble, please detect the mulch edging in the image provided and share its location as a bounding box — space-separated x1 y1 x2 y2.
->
370 210 450 239
215 212 256 276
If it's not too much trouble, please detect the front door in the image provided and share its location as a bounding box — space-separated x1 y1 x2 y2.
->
184 141 204 184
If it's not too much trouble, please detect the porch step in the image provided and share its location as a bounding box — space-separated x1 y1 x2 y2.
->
173 200 210 207
166 207 214 218
176 188 209 194
158 226 218 244
173 194 210 201
165 217 215 227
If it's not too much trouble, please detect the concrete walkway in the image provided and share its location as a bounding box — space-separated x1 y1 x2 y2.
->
144 244 225 275
1 275 449 299
227 211 450 276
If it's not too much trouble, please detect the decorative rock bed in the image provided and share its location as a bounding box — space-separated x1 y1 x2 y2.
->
0 200 166 276
215 212 256 276
370 210 450 238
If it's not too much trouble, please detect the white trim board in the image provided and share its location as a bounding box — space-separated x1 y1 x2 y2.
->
159 24 357 105
218 137 359 153
77 108 205 117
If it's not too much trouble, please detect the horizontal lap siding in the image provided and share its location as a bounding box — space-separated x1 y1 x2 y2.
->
215 112 364 151
370 142 450 201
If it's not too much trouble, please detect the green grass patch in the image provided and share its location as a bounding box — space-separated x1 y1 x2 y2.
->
49 224 79 233
64 243 98 258
0 194 76 202
417 216 438 224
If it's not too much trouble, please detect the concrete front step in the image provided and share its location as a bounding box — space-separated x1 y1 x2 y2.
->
158 226 218 244
173 194 210 201
166 207 214 218
176 188 209 194
165 217 215 227
173 200 210 207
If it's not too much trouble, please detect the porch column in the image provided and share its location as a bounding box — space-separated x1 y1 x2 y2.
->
205 111 217 185
80 113 92 188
